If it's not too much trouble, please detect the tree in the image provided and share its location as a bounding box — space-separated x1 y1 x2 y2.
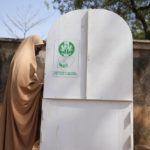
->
2 6 49 38
52 0 150 40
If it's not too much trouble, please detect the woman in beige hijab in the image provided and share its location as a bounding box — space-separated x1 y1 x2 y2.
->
0 35 45 150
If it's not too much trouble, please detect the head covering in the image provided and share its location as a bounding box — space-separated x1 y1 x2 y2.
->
0 35 44 150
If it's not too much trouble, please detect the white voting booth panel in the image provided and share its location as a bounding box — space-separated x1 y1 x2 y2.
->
40 9 133 150
41 100 133 150
87 10 133 100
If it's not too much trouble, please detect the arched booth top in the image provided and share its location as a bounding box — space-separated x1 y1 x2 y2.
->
44 9 133 101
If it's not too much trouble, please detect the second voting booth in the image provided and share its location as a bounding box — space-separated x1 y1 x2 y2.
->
40 9 133 150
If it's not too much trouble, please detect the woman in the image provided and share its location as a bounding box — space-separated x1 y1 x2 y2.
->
0 35 45 150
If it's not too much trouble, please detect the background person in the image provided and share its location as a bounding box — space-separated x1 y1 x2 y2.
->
0 35 45 150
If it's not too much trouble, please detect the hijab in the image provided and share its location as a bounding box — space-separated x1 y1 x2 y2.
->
0 35 44 150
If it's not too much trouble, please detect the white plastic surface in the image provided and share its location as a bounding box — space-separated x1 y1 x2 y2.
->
87 10 133 100
43 10 88 99
40 100 133 150
43 9 133 101
41 9 133 150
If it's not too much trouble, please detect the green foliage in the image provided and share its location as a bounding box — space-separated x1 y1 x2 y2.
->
51 0 150 40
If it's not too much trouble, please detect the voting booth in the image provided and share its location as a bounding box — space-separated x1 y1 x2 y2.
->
40 9 133 150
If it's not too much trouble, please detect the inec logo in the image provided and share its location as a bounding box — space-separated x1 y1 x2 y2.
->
59 41 75 57
58 41 75 68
